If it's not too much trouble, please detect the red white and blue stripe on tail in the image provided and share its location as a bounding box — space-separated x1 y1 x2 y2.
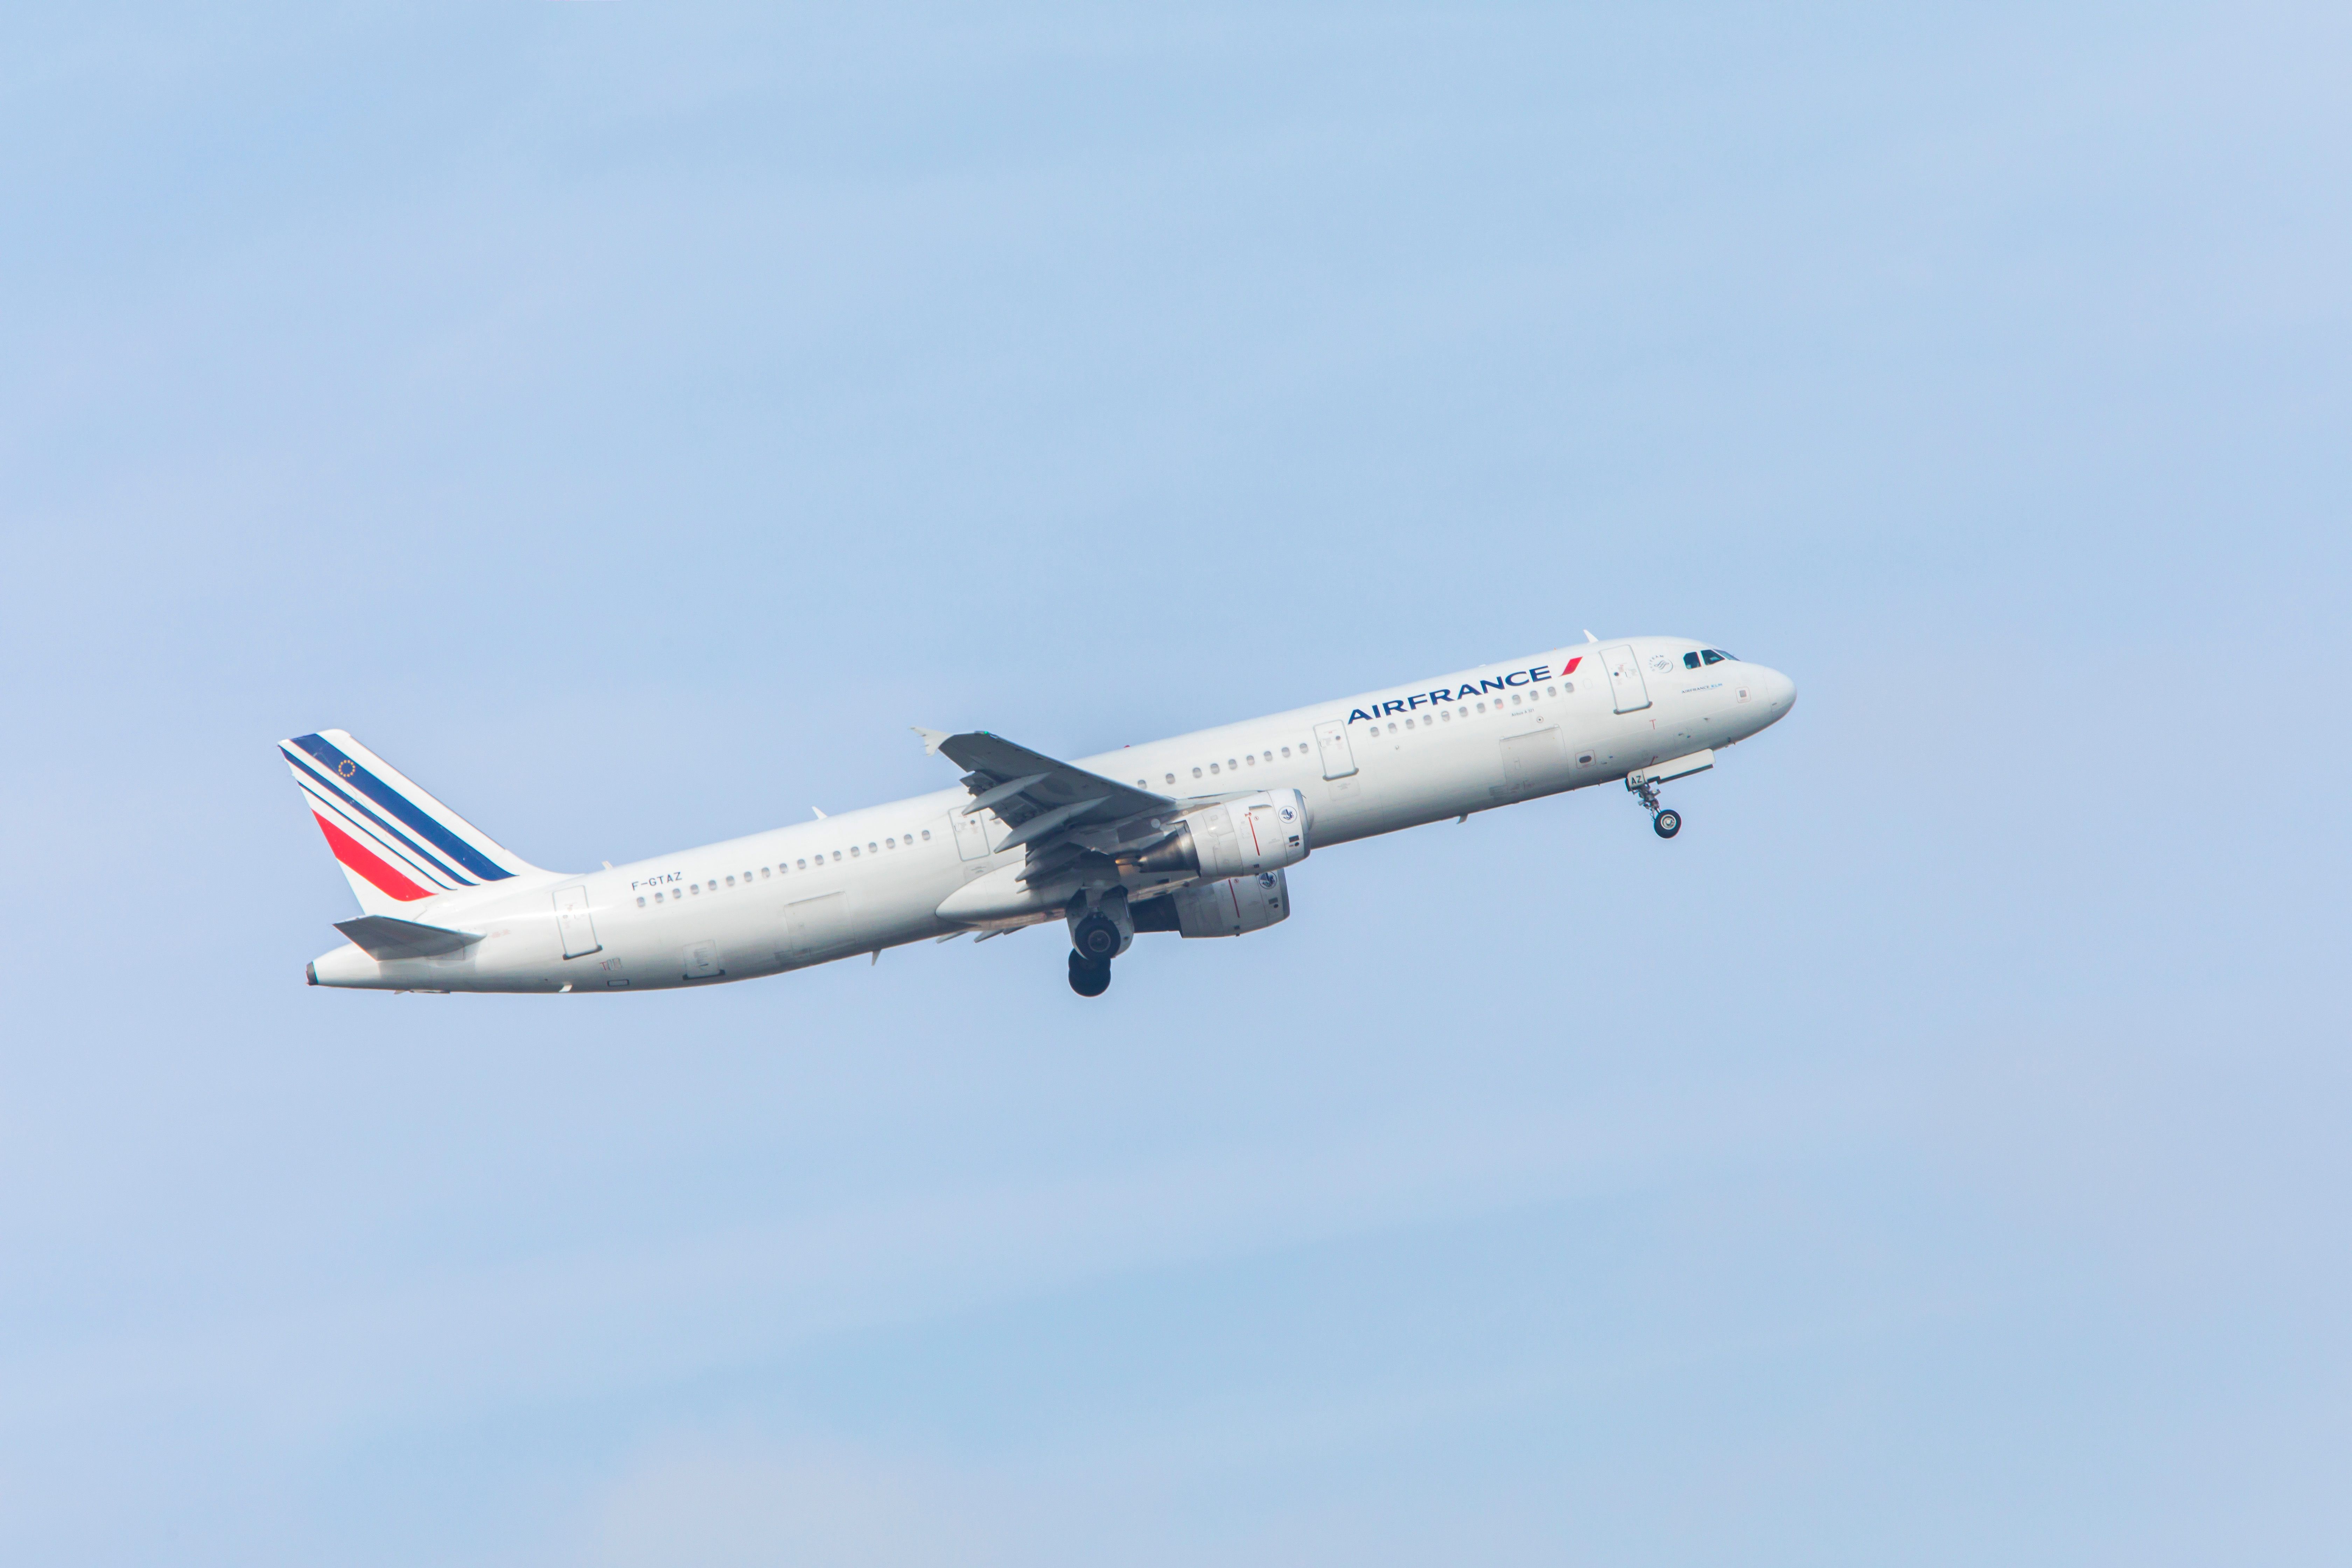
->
280 729 535 907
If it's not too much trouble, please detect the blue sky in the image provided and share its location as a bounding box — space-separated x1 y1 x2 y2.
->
2 4 2347 1563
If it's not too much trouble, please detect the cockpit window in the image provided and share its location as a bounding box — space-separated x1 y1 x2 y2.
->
1683 651 1702 668
1701 649 1731 664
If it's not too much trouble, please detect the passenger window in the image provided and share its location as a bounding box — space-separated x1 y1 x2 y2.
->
725 875 735 887
796 858 807 870
1510 693 1521 705
1562 683 1573 695
867 842 877 854
1166 771 1177 783
1209 763 1220 775
1227 758 1237 770
1193 766 1203 779
1405 718 1415 730
653 891 663 903
1279 748 1290 759
1547 686 1557 697
1387 722 1397 733
850 846 860 858
920 830 932 841
1701 649 1726 664
689 884 699 895
832 851 842 863
1476 702 1485 712
637 896 646 908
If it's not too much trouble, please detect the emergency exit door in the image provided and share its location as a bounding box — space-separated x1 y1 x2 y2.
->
950 808 992 860
1314 720 1358 780
553 884 601 959
1603 644 1652 714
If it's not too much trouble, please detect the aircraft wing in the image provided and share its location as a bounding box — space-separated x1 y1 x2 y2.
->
912 733 1176 884
922 733 1171 832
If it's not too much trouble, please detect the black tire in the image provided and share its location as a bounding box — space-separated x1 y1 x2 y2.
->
1071 913 1122 961
1653 808 1682 839
1068 950 1112 997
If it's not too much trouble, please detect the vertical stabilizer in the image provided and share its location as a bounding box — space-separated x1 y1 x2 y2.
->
279 730 541 915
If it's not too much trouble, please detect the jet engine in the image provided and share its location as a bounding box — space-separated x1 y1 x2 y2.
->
1132 868 1292 938
1125 789 1309 882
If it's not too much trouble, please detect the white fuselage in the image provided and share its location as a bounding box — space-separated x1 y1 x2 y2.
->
309 638 1795 992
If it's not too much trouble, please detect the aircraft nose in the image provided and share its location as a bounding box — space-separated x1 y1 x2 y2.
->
1755 665 1797 718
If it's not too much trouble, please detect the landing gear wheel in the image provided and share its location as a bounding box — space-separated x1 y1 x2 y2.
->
1071 913 1122 962
1068 950 1112 997
1653 808 1682 839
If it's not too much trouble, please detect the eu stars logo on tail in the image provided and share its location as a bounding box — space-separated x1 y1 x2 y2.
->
279 730 537 915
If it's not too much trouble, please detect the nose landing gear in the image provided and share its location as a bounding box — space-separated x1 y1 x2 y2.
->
1628 774 1684 839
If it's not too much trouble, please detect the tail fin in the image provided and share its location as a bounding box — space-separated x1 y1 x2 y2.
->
279 729 540 914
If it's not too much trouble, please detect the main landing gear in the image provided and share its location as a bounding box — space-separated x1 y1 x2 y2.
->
1068 949 1112 997
1065 892 1131 998
1628 774 1683 839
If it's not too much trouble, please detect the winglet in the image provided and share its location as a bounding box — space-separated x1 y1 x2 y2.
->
1582 629 1597 644
912 726 951 757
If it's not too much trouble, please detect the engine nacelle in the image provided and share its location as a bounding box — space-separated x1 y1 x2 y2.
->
1134 868 1292 938
1126 789 1309 882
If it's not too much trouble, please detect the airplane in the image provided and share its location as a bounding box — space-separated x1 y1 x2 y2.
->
285 635 1794 998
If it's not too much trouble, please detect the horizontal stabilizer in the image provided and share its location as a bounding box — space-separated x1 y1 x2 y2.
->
333 915 484 960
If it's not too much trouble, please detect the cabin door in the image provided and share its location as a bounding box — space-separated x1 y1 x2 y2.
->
553 885 601 959
1603 644 1652 714
1314 720 1358 780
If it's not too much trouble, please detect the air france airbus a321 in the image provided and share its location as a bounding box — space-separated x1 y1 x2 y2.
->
285 636 1794 997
